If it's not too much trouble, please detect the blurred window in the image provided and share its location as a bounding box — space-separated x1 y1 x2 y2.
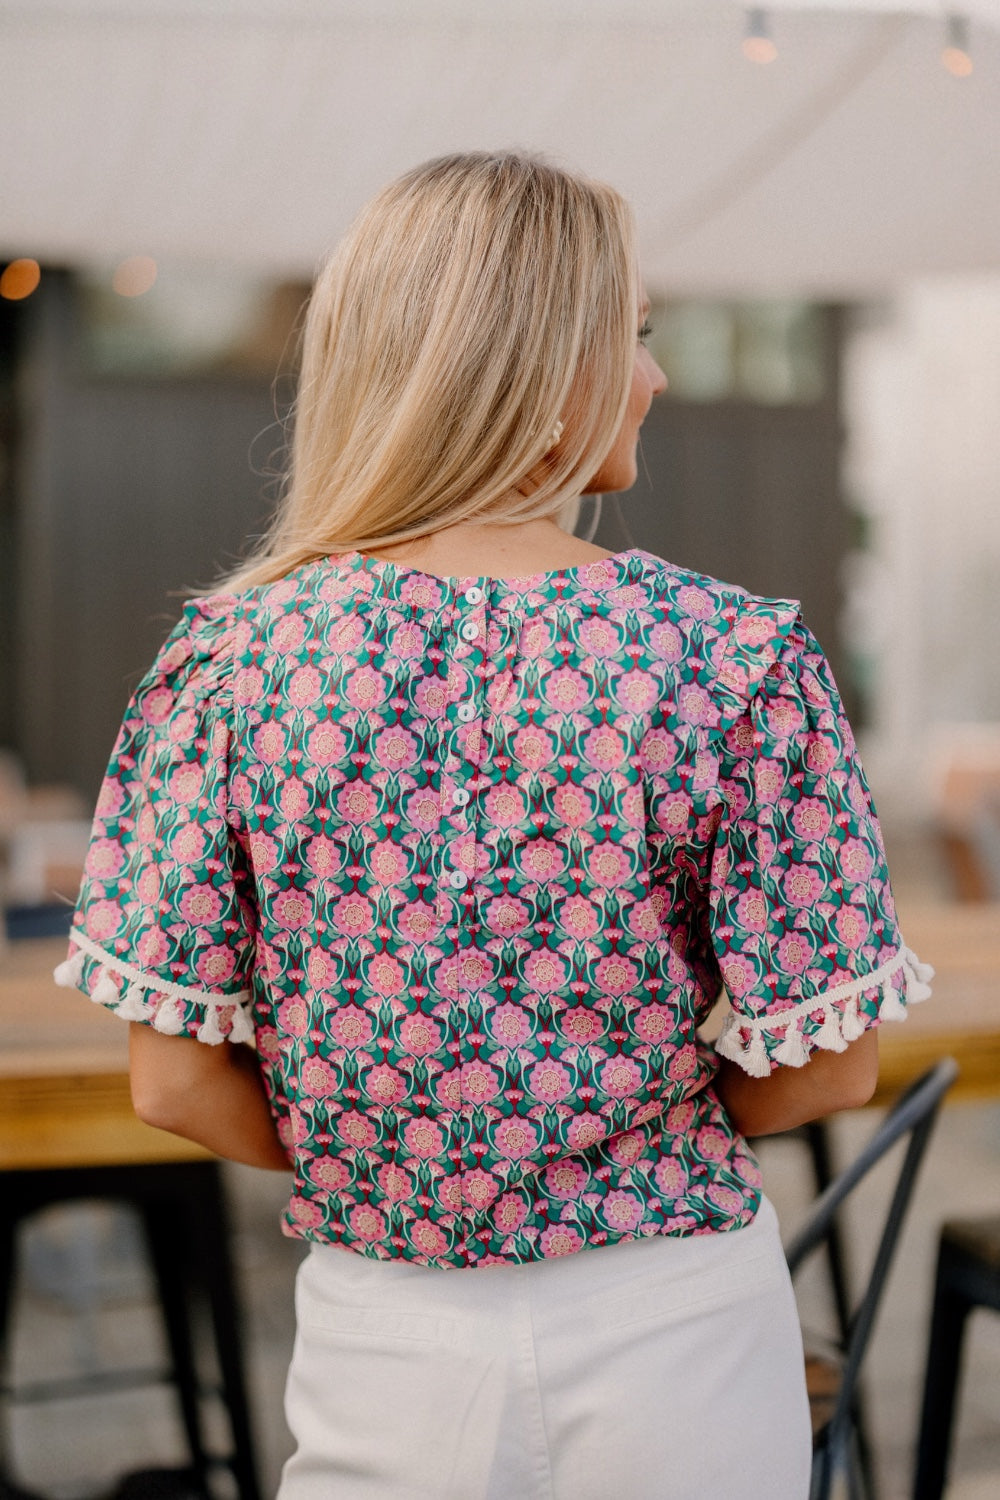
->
647 299 827 404
74 264 309 378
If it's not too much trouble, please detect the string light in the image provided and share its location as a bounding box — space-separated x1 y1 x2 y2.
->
942 14 973 76
112 256 158 297
743 8 777 65
0 258 41 301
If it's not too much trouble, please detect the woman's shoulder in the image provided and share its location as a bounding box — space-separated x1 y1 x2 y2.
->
636 551 801 656
636 550 795 618
158 590 243 672
137 588 256 716
177 566 320 655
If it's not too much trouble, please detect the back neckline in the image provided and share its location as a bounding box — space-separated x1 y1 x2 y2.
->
334 545 652 597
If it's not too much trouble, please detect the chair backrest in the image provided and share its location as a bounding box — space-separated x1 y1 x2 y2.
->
785 1057 959 1494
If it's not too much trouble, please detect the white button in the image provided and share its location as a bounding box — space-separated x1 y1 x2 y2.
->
460 620 480 641
449 870 469 889
452 787 470 807
457 703 475 721
464 586 484 604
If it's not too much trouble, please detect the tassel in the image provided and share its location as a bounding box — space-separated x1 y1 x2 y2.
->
903 951 933 1003
197 1006 226 1045
880 983 908 1022
905 947 935 987
840 998 866 1042
152 997 186 1035
744 1027 771 1078
92 967 120 1006
229 1004 255 1045
53 952 85 989
774 1022 809 1067
716 1014 770 1077
114 984 149 1021
815 1007 848 1053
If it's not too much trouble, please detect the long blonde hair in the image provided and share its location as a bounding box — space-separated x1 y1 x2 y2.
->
221 151 638 589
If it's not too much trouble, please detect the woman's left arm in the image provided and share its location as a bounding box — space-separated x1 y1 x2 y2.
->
714 1028 879 1138
703 607 932 1115
129 1024 293 1171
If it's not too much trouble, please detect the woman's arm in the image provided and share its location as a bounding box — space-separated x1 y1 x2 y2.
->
713 1028 879 1138
129 1024 293 1171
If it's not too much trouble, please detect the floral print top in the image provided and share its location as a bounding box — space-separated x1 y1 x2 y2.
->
57 546 932 1268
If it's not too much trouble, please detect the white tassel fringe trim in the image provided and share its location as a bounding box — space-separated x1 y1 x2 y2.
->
53 951 85 989
53 932 253 1047
92 967 119 1006
114 984 150 1022
716 943 934 1078
228 1004 255 1044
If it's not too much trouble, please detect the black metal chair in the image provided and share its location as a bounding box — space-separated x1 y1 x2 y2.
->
784 1057 959 1500
912 1213 1000 1499
791 1120 878 1497
0 1160 263 1500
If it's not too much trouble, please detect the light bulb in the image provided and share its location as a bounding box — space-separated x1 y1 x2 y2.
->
743 8 777 65
112 256 158 297
0 258 41 301
942 14 973 76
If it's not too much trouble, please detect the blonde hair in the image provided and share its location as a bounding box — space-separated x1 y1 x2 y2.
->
221 151 638 589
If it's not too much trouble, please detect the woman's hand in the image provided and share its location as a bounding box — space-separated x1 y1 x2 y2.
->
129 1023 293 1171
713 1028 879 1138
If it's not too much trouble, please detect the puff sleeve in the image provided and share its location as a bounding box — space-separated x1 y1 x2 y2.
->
53 596 256 1046
707 604 933 1078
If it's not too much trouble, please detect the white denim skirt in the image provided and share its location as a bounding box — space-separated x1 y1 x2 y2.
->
277 1194 811 1500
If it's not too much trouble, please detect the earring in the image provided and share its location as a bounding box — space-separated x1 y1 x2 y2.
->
550 419 564 448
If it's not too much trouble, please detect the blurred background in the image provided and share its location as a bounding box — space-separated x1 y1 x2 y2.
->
1 3 999 1498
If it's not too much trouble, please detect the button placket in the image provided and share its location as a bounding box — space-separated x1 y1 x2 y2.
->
453 581 488 1205
446 582 486 901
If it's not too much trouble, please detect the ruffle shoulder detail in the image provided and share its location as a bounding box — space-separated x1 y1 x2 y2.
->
151 591 243 700
710 590 801 741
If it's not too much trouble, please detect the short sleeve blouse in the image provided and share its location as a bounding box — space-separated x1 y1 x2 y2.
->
56 597 257 1043
707 612 932 1075
57 548 932 1268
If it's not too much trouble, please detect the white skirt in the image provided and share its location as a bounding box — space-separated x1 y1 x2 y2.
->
277 1195 812 1500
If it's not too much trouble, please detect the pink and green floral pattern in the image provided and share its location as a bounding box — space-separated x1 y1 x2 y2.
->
57 547 931 1268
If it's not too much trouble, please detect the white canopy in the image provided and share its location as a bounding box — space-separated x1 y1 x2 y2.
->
3 0 1000 294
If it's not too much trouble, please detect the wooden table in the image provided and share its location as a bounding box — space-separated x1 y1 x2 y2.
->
0 939 265 1500
865 900 999 1106
0 936 212 1170
1 901 997 1171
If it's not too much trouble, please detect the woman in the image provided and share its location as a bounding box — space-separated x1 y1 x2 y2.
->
56 152 932 1499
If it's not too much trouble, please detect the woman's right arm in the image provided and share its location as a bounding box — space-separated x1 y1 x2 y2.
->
713 1028 879 1138
129 1024 293 1171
